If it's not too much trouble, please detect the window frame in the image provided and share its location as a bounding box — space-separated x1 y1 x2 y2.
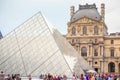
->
72 27 76 35
94 26 98 35
83 26 87 35
81 47 87 56
111 40 114 44
94 49 98 56
110 49 114 57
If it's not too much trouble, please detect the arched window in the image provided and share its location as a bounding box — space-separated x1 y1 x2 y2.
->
81 47 87 56
111 49 114 57
94 26 98 35
94 49 98 56
83 27 87 35
108 62 115 72
72 27 76 35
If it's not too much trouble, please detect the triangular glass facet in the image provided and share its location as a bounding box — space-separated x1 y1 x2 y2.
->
0 12 93 77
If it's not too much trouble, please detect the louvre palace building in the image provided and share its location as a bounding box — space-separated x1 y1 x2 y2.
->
66 3 120 73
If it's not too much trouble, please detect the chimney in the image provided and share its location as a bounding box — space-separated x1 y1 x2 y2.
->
70 6 75 17
101 3 105 22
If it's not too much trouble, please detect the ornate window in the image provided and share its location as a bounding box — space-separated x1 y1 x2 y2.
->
94 26 98 35
94 49 98 56
83 27 87 35
111 40 114 44
72 27 76 35
81 47 87 56
110 49 114 57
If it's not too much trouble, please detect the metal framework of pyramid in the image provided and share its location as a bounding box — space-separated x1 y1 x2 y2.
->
0 12 93 77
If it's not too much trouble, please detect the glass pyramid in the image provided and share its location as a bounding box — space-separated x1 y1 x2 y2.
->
0 12 93 77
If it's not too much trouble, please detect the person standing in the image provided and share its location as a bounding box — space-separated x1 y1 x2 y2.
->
0 71 5 80
28 75 32 80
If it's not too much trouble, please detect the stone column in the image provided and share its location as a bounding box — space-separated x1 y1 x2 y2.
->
104 61 108 73
100 45 104 56
100 45 101 56
79 46 81 56
115 58 119 73
88 44 92 57
91 45 93 67
91 45 93 57
89 45 91 56
90 61 93 67
100 60 104 73
101 44 104 72
78 44 80 52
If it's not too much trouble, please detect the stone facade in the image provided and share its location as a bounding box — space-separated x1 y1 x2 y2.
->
66 3 120 73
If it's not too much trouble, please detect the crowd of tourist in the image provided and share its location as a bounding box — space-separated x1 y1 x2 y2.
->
0 71 120 80
39 73 120 80
72 73 120 80
39 73 67 80
0 71 21 80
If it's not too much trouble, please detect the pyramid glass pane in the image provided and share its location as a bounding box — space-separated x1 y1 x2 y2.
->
0 12 92 77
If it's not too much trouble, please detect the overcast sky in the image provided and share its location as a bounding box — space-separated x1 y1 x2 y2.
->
0 0 120 36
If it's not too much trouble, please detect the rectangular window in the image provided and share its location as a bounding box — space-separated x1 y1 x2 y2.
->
94 49 98 56
111 40 114 44
111 49 114 57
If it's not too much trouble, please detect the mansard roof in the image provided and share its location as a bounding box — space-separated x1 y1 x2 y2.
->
71 3 101 21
